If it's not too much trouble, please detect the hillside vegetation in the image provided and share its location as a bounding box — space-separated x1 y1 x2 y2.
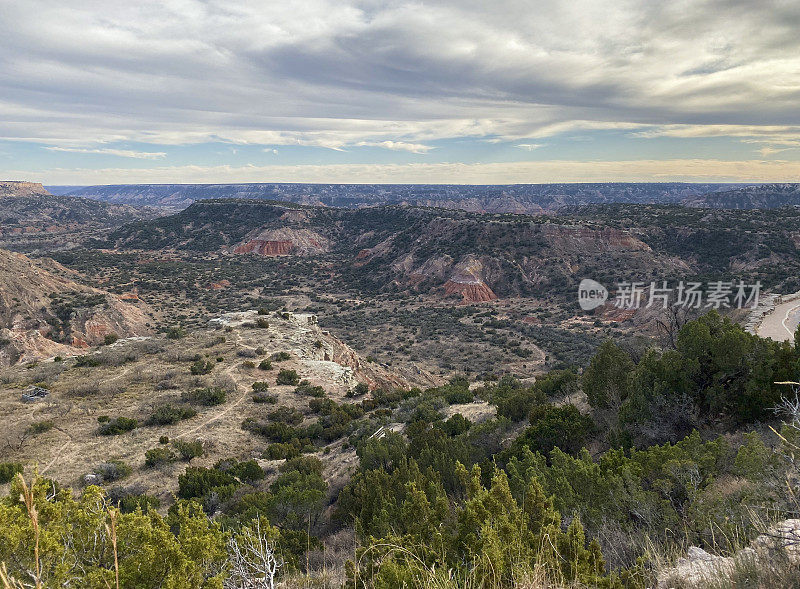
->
1 311 798 587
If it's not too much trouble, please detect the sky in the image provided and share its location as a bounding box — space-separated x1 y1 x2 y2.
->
1 0 800 185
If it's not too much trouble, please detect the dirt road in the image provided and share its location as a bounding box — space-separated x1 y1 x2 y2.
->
758 296 800 342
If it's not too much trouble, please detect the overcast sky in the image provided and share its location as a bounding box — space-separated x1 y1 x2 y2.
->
1 0 799 184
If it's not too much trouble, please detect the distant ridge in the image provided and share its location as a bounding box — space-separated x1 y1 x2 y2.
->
51 182 743 212
684 183 800 209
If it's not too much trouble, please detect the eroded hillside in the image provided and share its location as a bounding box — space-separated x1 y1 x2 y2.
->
0 249 152 365
108 200 687 303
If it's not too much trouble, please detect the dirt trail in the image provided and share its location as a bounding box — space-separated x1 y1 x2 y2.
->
177 365 247 439
40 440 71 475
175 330 251 439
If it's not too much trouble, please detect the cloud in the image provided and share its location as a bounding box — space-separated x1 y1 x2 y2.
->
632 124 800 156
12 159 800 185
1 0 800 178
516 143 543 151
44 146 167 159
632 125 800 142
354 141 433 153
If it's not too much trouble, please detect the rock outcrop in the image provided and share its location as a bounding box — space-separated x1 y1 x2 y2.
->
657 519 800 588
209 310 439 391
234 239 293 256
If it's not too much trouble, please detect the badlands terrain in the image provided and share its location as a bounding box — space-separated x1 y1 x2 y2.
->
2 181 800 587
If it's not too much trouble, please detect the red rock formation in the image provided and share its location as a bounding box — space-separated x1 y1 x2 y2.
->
233 228 330 257
444 280 498 303
209 279 231 289
234 240 293 256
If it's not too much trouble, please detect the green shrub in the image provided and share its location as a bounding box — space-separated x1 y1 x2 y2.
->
92 460 132 482
0 462 23 484
582 340 634 410
74 355 102 367
178 466 238 500
148 404 197 425
190 358 214 375
215 458 265 483
295 379 325 397
273 351 291 361
308 398 337 414
252 392 277 404
252 381 270 392
496 387 546 422
256 318 270 328
98 417 138 436
349 382 369 397
510 404 595 457
172 439 205 461
117 493 161 514
144 447 176 467
182 387 226 406
103 333 119 346
166 326 185 339
439 413 472 436
258 359 272 370
263 442 303 460
277 369 300 386
25 420 55 436
269 406 304 425
159 435 170 444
